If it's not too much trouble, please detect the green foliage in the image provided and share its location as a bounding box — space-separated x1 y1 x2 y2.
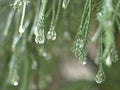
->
35 0 48 44
72 0 92 65
0 0 120 90
47 0 61 40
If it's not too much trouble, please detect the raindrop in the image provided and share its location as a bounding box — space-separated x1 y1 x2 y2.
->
19 25 25 34
47 30 56 40
105 55 112 66
82 61 87 65
13 81 18 86
35 26 45 44
75 39 84 49
79 56 87 65
35 14 45 44
95 69 105 84
79 40 84 49
18 1 26 34
35 34 45 44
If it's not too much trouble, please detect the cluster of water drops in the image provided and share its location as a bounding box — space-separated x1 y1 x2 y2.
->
14 0 71 44
34 0 70 44
47 27 56 40
93 0 119 84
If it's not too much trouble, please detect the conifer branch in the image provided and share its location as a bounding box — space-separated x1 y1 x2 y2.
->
72 0 92 64
47 0 62 40
34 0 48 44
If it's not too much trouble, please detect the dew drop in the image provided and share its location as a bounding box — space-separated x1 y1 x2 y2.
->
35 6 45 44
80 57 87 65
13 81 18 86
35 35 45 44
47 30 56 40
82 61 87 65
105 55 112 66
19 25 25 34
76 39 84 49
95 76 103 84
80 40 84 49
95 69 105 84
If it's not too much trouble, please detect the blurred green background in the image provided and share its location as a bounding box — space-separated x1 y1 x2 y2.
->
0 0 120 90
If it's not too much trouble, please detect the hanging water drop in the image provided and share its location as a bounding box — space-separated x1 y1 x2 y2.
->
34 26 45 44
13 81 19 86
19 25 25 34
35 0 48 44
35 13 45 44
47 29 56 40
77 39 84 49
95 69 105 84
79 56 87 65
18 1 26 34
105 54 112 67
82 61 87 65
35 31 45 44
47 0 61 41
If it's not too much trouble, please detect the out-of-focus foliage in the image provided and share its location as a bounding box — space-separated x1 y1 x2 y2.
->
0 0 120 90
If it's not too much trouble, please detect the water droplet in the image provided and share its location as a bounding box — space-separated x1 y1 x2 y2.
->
80 40 84 49
76 39 84 49
47 30 56 40
35 28 45 44
13 81 18 86
35 8 45 44
82 61 87 65
79 57 87 65
19 25 25 34
105 55 112 66
35 35 45 44
95 69 105 84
